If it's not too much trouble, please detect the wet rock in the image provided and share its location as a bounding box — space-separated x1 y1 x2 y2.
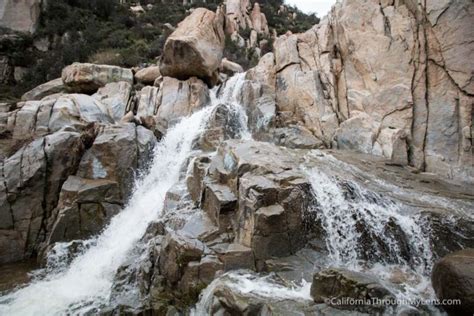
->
215 243 255 271
198 104 243 151
159 232 205 285
61 63 134 94
203 182 237 229
311 268 396 313
192 140 313 266
238 79 276 137
21 78 67 101
135 65 161 85
432 248 474 315
186 155 211 204
160 8 225 86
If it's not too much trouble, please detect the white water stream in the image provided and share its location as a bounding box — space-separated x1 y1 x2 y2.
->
0 74 250 315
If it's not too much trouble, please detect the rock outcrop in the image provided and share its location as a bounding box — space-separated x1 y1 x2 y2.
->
0 0 42 33
0 130 90 263
432 248 474 315
62 63 134 94
244 0 473 181
160 8 225 86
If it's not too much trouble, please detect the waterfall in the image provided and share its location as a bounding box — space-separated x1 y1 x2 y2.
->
306 169 433 272
303 151 438 303
0 74 250 316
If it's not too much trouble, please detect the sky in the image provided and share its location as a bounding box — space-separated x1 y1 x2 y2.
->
285 0 337 17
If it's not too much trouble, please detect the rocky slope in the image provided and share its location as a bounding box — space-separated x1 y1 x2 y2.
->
0 0 472 315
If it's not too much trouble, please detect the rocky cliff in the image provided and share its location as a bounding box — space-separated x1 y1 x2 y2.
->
243 0 473 181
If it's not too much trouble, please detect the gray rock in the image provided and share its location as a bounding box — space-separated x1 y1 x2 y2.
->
0 130 89 263
45 176 122 245
21 78 67 101
76 123 156 199
61 63 134 93
311 268 396 313
432 248 474 315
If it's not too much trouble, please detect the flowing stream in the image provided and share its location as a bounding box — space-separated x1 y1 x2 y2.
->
0 74 249 315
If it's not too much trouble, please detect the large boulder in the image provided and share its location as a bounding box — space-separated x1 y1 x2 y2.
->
432 249 474 315
0 0 41 33
160 8 225 86
61 63 134 94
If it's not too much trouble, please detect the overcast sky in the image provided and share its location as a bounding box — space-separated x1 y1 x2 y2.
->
285 0 336 17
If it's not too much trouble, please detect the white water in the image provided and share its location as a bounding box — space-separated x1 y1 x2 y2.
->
0 74 250 315
302 152 441 307
217 72 252 140
192 272 311 315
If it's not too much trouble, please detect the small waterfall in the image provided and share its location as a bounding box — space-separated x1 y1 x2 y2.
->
0 74 250 315
303 152 440 305
216 72 252 140
306 169 433 272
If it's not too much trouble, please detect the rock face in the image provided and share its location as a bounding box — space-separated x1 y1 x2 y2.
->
62 63 134 94
0 130 90 263
135 76 210 134
0 0 42 33
245 0 474 181
432 249 474 315
160 8 225 86
188 140 314 267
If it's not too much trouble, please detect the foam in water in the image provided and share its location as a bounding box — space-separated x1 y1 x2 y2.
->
0 73 250 315
192 272 311 315
305 167 433 273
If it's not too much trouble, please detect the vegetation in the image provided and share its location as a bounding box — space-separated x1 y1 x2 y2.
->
256 0 320 34
0 0 318 100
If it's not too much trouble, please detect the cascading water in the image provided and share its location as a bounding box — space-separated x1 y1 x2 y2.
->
303 151 440 306
0 74 250 315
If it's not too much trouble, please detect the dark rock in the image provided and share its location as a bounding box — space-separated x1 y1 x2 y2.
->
311 268 395 313
432 248 474 315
